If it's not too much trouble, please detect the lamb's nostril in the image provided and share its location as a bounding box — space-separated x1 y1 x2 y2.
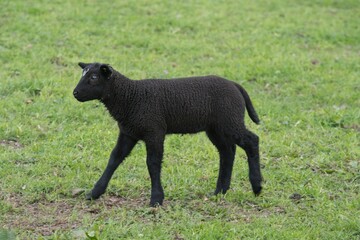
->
73 91 78 97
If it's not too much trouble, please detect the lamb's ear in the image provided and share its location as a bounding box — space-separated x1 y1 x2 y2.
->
100 64 112 78
78 62 89 69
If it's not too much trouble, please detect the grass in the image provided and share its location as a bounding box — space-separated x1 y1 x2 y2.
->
0 0 359 239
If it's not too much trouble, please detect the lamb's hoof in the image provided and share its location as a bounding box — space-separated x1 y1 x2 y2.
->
150 199 163 207
212 188 222 196
85 191 100 200
150 202 162 208
252 186 262 196
205 191 222 201
211 187 228 197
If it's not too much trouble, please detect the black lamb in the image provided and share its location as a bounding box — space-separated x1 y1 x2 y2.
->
73 62 262 206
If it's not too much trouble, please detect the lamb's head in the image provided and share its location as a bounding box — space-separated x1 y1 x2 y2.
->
73 62 113 102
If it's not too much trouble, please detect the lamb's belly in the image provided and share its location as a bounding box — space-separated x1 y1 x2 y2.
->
166 117 207 134
164 102 211 134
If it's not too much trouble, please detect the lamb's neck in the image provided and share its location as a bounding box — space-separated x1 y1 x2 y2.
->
102 73 137 123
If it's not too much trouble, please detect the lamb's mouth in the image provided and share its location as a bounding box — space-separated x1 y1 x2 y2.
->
73 90 88 102
76 98 86 102
74 94 89 102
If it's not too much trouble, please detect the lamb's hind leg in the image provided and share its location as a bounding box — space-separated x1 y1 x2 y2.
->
206 130 236 195
236 129 262 195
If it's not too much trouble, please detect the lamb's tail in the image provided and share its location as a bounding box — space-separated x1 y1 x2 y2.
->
234 83 260 124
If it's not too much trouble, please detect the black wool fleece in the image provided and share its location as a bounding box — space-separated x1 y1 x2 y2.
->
73 62 262 207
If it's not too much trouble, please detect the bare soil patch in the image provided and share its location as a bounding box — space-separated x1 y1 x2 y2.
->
1 193 285 237
1 139 23 149
1 193 146 236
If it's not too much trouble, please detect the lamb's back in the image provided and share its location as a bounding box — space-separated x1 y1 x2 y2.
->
135 76 242 134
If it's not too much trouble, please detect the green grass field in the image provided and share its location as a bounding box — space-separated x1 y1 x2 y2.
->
0 0 359 239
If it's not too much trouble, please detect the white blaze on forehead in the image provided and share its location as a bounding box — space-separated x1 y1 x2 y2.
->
82 68 89 77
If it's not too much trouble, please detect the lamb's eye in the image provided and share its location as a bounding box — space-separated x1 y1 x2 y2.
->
89 75 98 85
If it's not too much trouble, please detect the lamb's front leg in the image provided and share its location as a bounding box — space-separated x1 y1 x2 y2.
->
86 133 137 200
145 135 165 207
